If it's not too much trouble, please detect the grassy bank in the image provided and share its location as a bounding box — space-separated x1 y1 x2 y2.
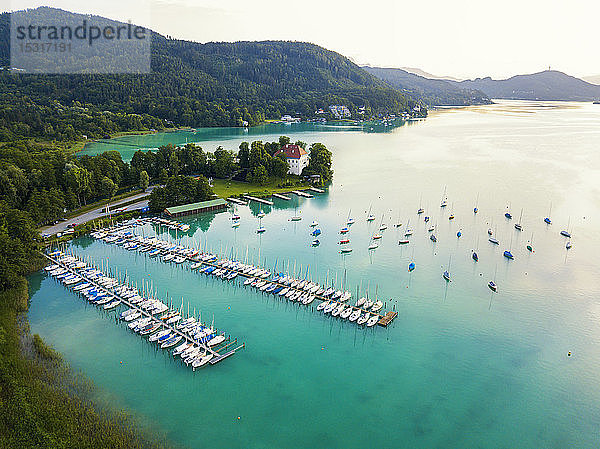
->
0 276 174 449
211 178 312 199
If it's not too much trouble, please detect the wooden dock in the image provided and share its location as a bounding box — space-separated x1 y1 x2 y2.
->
272 193 291 201
309 187 325 193
292 190 313 198
378 311 398 327
243 195 274 206
227 197 247 205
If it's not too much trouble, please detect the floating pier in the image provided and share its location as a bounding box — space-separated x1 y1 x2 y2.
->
272 193 291 201
243 195 274 206
292 190 314 198
43 251 243 369
227 197 247 205
378 311 398 327
309 187 325 193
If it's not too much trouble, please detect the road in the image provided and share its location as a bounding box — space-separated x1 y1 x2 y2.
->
40 190 152 236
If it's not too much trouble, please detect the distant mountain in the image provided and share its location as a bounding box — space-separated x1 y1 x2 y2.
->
363 66 491 107
400 67 463 82
582 75 600 85
450 70 600 101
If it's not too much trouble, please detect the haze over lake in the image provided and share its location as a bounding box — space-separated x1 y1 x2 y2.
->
32 100 600 448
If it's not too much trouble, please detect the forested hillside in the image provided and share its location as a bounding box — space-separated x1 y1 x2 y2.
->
363 66 491 106
0 8 418 142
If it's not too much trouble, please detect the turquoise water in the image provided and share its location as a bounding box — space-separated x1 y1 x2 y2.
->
79 120 412 161
30 100 600 448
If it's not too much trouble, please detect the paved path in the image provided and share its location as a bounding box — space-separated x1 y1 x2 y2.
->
41 190 152 236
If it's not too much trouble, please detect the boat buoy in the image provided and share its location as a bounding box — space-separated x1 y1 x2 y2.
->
237 416 241 420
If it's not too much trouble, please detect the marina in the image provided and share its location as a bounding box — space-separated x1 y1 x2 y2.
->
43 250 244 368
31 102 600 449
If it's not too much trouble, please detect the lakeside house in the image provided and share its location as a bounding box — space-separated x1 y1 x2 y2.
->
274 143 309 175
328 105 351 119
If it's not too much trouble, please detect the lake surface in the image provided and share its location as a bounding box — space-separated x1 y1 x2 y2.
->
30 100 600 448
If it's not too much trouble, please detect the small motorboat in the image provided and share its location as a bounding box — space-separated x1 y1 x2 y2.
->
566 241 572 250
488 281 497 292
489 237 499 245
503 250 514 260
560 230 571 238
398 239 410 245
339 239 350 244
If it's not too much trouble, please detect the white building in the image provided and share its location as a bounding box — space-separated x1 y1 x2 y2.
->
274 144 309 175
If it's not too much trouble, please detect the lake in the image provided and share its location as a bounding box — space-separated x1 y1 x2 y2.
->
30 100 600 448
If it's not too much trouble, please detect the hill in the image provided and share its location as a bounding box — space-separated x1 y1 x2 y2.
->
399 67 463 82
451 70 600 101
0 7 418 141
582 75 600 85
363 66 491 106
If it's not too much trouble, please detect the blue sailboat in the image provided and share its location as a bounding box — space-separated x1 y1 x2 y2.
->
311 228 321 237
408 262 415 272
472 251 478 262
544 202 552 224
503 250 514 260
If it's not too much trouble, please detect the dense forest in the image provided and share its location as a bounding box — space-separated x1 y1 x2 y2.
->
0 8 421 142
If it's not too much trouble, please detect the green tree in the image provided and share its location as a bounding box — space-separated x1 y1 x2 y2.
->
139 170 149 191
247 165 268 185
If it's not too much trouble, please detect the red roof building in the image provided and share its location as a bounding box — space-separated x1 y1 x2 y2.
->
274 144 309 175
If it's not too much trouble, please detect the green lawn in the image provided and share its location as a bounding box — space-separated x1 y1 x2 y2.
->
211 178 311 198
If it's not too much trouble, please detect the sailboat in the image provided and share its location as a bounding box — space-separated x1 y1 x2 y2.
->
544 202 552 224
290 207 301 221
404 218 413 237
368 240 379 250
310 220 319 227
417 195 424 214
473 193 479 214
448 202 455 220
472 236 479 261
488 266 498 292
566 241 572 250
346 209 355 225
527 233 534 252
504 204 512 219
257 209 265 219
560 217 572 238
408 261 415 272
366 205 375 221
503 235 514 259
514 208 523 231
394 209 402 228
489 225 499 244
456 230 462 238
440 186 448 207
256 216 266 233
379 214 387 231
443 257 451 282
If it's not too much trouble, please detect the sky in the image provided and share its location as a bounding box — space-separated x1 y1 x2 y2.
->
5 0 600 80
